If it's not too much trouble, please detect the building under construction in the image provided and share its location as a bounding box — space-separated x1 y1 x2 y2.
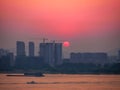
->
39 42 63 66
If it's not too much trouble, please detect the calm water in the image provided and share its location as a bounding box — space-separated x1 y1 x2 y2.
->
0 74 120 90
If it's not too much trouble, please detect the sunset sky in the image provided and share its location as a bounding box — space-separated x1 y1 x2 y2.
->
0 0 120 57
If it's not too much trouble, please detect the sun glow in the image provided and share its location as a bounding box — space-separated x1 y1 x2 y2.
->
1 0 119 39
63 41 70 47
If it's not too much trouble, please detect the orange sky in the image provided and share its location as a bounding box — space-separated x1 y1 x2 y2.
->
0 0 120 57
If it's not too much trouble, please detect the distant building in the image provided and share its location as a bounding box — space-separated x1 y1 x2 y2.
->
29 42 34 57
70 52 108 64
108 55 118 63
16 41 26 56
26 56 45 68
15 56 45 69
118 50 120 59
39 43 46 58
0 49 14 70
0 49 8 57
70 53 81 63
16 41 26 67
15 56 26 68
0 49 4 57
63 58 70 63
7 52 14 66
54 43 62 65
39 42 63 66
45 43 55 66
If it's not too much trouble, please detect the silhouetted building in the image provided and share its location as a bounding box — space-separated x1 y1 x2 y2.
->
118 50 120 59
16 41 26 67
0 49 14 70
39 42 63 66
29 42 34 57
15 56 45 69
0 56 11 70
70 52 108 64
45 43 55 66
15 56 26 68
54 43 62 65
108 55 118 63
0 49 8 57
16 41 26 56
0 49 4 57
70 53 81 63
39 43 46 59
63 58 70 63
8 52 14 66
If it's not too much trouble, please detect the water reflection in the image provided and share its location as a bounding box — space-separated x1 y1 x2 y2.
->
0 74 120 90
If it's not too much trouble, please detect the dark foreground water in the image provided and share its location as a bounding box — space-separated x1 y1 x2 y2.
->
0 74 120 90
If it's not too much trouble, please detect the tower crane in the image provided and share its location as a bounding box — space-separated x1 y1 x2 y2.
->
29 37 48 43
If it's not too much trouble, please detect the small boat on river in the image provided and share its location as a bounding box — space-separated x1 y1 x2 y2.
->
27 81 37 84
24 72 44 77
7 72 44 77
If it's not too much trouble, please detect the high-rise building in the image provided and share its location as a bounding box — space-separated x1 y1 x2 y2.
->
45 43 55 66
39 43 46 58
39 42 63 66
16 41 26 56
54 43 62 65
29 42 34 57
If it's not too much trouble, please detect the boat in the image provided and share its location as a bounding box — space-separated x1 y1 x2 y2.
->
27 81 37 84
24 72 44 77
6 74 24 77
7 72 44 77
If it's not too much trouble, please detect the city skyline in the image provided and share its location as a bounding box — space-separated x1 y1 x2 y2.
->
0 0 120 57
0 39 120 59
16 41 63 66
0 1 120 90
0 40 120 57
0 41 120 68
0 40 120 72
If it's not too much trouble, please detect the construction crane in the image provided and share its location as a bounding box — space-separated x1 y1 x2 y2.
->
42 38 48 43
51 40 64 43
30 37 48 43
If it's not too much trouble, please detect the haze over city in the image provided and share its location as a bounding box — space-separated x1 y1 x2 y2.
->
0 0 120 57
0 1 120 90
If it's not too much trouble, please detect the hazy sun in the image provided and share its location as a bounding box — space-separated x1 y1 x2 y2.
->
63 41 70 47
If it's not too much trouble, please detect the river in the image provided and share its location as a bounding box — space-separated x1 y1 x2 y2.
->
0 74 120 90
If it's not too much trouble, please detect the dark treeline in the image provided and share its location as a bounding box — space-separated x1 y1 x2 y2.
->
55 63 120 74
0 59 120 74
